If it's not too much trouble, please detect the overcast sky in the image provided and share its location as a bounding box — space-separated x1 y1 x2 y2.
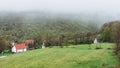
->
0 0 120 14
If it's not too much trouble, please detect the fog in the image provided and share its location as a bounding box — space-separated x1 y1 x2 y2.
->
0 0 120 13
0 0 120 26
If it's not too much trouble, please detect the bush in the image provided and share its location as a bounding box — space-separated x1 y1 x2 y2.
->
0 36 10 53
95 47 102 50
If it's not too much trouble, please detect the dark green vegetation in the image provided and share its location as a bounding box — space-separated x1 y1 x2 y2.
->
0 43 117 68
0 12 92 40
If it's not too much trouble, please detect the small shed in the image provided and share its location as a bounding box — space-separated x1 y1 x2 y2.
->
94 38 98 44
12 44 27 53
42 40 46 49
24 40 35 49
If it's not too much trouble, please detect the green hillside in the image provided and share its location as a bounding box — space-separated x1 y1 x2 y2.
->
0 12 94 42
0 43 117 68
0 12 102 46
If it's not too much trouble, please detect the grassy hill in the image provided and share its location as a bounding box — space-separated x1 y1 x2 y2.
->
0 43 117 68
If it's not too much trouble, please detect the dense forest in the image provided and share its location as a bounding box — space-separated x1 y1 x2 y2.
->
0 12 99 42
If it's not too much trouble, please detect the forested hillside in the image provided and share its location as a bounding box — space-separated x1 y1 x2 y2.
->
0 12 100 42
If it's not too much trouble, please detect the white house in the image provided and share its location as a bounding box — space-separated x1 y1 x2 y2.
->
12 44 27 53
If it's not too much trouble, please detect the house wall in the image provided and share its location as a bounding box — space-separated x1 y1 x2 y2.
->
12 46 27 53
16 49 27 53
12 46 16 52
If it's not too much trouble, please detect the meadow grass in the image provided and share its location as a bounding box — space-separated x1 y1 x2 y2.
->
0 43 118 68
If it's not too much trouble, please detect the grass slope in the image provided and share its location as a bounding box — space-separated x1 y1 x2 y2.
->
0 43 117 68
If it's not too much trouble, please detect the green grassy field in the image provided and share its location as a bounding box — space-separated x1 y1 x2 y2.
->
0 43 118 68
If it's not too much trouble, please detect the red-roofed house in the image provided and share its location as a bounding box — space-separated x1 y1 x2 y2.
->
12 44 27 53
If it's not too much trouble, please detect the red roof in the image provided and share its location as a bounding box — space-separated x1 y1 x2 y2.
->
15 44 27 50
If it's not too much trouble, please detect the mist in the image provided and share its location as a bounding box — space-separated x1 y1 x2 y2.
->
0 0 120 29
0 0 120 23
0 0 120 13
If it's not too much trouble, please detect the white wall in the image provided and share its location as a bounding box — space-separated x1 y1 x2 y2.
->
12 46 27 53
12 46 16 52
16 49 27 53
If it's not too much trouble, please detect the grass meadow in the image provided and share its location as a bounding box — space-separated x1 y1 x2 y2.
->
0 43 118 68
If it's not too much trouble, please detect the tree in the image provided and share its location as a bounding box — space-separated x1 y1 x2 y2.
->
86 32 93 48
0 36 9 53
110 22 120 68
58 34 65 48
112 22 120 52
102 27 111 42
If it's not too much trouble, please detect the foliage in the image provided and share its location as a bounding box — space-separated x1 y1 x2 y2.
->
0 12 99 43
102 27 111 42
0 36 10 53
101 21 120 42
112 22 120 68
